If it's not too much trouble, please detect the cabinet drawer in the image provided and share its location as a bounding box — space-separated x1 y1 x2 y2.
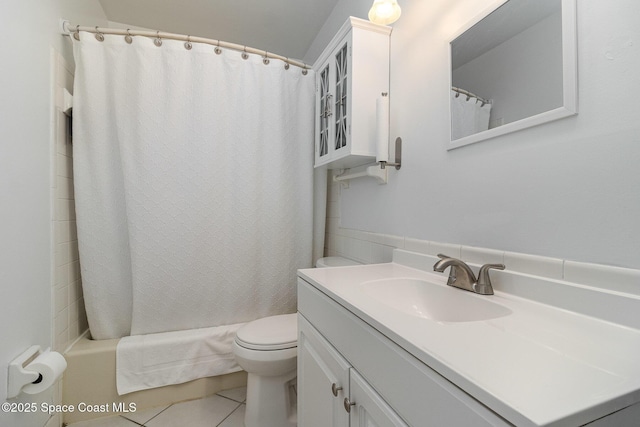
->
298 278 512 427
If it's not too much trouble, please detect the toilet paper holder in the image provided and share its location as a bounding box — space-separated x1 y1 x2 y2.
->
7 345 60 399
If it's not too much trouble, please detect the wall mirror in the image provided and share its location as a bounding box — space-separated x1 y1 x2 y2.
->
448 0 577 149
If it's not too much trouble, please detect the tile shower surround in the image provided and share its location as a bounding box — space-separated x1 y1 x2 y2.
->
52 51 88 355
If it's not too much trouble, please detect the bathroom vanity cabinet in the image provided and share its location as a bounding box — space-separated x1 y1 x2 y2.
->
298 253 640 427
313 17 391 169
297 278 509 427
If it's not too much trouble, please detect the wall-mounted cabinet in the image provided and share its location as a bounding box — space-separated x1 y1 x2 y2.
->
313 17 391 169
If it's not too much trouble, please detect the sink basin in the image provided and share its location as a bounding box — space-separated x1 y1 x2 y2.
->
360 278 512 323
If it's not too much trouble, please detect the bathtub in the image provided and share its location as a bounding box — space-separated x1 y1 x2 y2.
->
62 333 247 424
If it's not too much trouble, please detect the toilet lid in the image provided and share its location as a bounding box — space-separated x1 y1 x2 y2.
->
235 313 298 351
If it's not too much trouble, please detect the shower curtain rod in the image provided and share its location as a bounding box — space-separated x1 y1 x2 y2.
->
61 21 310 71
451 86 491 105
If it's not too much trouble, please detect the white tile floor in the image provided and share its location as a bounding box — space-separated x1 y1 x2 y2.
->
67 387 247 427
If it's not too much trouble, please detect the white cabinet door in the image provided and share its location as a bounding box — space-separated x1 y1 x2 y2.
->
298 314 350 427
347 370 409 427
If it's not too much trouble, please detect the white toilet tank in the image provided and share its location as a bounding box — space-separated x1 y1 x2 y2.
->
315 256 361 268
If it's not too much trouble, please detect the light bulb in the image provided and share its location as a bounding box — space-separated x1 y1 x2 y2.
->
368 0 402 25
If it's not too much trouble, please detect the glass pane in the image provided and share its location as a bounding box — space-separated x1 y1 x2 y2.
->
319 64 330 157
334 44 348 150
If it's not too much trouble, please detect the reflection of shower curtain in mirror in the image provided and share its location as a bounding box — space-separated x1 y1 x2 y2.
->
450 90 492 140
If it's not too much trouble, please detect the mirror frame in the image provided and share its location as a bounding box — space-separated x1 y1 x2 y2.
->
448 0 577 150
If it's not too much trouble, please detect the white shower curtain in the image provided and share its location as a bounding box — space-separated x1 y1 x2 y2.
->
72 33 316 339
450 89 492 140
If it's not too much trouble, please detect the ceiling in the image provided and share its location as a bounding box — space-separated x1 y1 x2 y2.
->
452 0 561 69
98 0 342 60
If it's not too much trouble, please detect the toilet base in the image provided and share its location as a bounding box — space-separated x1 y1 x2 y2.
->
244 370 297 427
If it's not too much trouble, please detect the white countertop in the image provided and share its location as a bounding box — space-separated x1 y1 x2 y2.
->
298 262 640 426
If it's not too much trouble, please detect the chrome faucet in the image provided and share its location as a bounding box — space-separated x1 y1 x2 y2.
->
433 254 505 295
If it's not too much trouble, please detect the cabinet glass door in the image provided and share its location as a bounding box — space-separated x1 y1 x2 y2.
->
334 42 349 153
318 63 331 161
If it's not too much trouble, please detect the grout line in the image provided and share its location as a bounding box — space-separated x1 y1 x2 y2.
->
215 402 244 427
217 394 244 404
216 391 247 404
136 404 173 426
117 415 144 426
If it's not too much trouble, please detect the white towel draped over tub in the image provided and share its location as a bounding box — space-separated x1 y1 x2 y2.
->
116 323 244 395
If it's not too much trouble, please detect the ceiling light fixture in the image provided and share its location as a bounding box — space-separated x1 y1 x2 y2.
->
368 0 402 25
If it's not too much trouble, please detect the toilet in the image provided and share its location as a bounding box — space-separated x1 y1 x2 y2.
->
233 256 360 427
233 314 298 427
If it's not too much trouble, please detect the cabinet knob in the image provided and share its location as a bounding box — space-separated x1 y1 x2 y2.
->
331 383 343 397
344 397 355 413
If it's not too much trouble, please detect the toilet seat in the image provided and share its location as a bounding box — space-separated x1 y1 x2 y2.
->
235 313 297 351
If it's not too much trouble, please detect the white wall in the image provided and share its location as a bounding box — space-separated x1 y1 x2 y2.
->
306 0 640 270
0 1 106 426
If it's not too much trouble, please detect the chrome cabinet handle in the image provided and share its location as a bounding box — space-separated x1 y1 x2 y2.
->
344 397 355 413
331 383 342 397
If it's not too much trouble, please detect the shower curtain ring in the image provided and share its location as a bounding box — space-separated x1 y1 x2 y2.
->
73 24 80 40
215 40 222 55
284 58 290 70
263 51 270 65
242 46 249 60
184 35 192 50
302 66 308 76
154 31 162 47
95 26 104 42
125 29 133 44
